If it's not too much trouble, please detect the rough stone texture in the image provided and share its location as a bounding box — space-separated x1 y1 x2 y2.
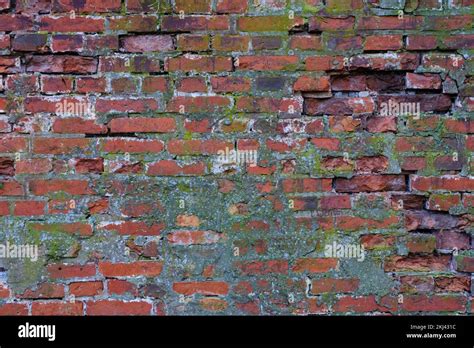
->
0 0 472 316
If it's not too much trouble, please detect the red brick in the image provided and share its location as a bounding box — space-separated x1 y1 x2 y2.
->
121 35 173 52
33 138 91 155
173 281 229 295
161 16 229 32
435 276 470 292
102 138 164 153
48 263 96 279
412 176 474 192
309 16 355 31
99 261 163 277
177 77 207 92
311 278 359 294
108 118 175 133
76 77 106 93
15 158 49 174
0 181 24 196
237 16 303 32
147 160 206 176
425 15 472 30
0 303 28 315
12 34 48 52
167 96 230 113
167 139 232 155
109 15 158 32
27 56 97 74
289 35 322 50
0 56 20 73
406 73 441 89
13 201 46 216
39 16 105 32
384 255 451 272
31 301 84 315
107 279 138 296
237 56 298 71
361 234 396 250
0 201 10 216
358 16 423 30
96 99 159 114
167 230 221 245
52 0 121 12
20 283 65 299
402 295 466 312
51 34 83 52
211 77 251 93
184 119 211 133
294 76 330 92
457 256 474 272
0 34 10 49
166 55 232 72
306 97 374 115
99 221 164 236
292 258 338 273
333 296 394 313
237 97 302 113
407 35 438 50
336 215 398 231
29 222 93 236
0 15 33 31
0 283 10 298
175 0 210 13
0 0 9 10
216 0 247 13
41 76 74 93
177 34 209 51
427 194 461 211
86 300 151 315
142 76 168 93
235 260 289 275
30 179 93 195
282 178 332 193
213 35 249 51
364 35 403 51
53 118 107 134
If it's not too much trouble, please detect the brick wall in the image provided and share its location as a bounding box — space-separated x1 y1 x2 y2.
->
0 0 473 315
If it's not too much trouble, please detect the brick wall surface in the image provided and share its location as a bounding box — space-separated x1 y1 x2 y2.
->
0 0 473 315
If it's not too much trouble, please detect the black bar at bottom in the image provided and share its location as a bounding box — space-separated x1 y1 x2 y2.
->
0 315 472 346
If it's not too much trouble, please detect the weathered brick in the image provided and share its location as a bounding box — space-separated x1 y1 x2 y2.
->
86 300 151 315
173 281 229 295
32 302 83 316
121 35 174 52
109 15 158 32
166 55 232 72
99 261 163 277
48 263 96 279
12 34 48 52
27 56 97 74
161 16 229 32
98 221 164 236
0 0 472 318
39 16 105 32
52 0 121 12
237 16 303 32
